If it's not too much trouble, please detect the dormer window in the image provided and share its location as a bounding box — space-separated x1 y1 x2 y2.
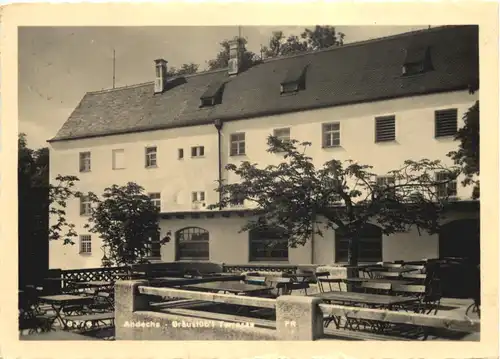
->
280 64 308 95
200 80 225 107
402 46 432 76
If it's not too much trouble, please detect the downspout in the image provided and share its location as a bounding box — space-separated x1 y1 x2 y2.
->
311 211 315 264
214 119 223 209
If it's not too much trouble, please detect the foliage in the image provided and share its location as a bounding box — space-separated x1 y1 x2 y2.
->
210 136 459 266
19 134 81 285
49 174 81 244
207 37 260 71
261 26 345 59
84 182 171 267
167 62 199 77
447 100 480 199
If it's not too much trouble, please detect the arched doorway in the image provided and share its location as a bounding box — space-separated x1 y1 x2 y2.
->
175 227 209 261
439 218 480 264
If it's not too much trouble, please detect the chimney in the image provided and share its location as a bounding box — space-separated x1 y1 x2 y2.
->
154 59 168 93
228 38 244 76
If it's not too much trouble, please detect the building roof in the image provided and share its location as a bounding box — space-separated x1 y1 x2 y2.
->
49 25 479 142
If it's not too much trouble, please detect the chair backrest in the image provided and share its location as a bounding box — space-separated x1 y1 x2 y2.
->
392 284 426 296
361 282 391 292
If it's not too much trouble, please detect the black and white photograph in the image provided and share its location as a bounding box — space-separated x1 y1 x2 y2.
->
1 3 498 358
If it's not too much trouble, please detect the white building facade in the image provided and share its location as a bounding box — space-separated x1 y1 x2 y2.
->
48 26 480 269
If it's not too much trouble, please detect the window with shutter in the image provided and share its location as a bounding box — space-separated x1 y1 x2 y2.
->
375 116 396 142
435 109 458 138
435 171 457 198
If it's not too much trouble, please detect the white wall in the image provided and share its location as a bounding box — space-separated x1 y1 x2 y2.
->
48 90 479 269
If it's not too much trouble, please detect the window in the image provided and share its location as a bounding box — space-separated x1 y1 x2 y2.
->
335 224 382 263
80 196 92 216
402 46 432 76
145 146 157 168
249 226 289 262
375 116 396 142
229 190 245 207
325 178 342 205
435 109 458 138
280 64 307 94
112 149 125 170
79 152 91 172
176 227 209 260
191 146 205 157
230 133 245 156
79 235 92 254
178 148 184 160
436 171 457 198
148 192 161 211
322 123 340 148
376 176 396 198
191 191 205 203
273 128 291 143
145 230 161 258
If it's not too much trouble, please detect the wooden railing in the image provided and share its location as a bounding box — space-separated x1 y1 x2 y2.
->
222 263 299 274
60 266 128 284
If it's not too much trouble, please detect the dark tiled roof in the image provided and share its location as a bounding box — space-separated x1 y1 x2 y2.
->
50 25 479 142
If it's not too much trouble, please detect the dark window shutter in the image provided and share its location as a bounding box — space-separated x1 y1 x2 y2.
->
375 116 396 142
435 109 458 137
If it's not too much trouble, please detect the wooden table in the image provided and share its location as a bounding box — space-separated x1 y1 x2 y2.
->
310 291 420 330
183 281 273 295
38 294 94 330
311 291 419 308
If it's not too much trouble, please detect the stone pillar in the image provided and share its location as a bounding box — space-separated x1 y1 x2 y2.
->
115 280 150 340
275 295 323 340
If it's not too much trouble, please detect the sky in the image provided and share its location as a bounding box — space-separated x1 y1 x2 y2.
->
18 26 429 149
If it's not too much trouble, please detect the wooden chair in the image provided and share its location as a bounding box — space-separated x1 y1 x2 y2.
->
390 284 437 340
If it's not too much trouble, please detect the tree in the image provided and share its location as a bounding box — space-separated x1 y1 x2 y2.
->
18 134 79 286
447 100 480 199
167 62 199 77
262 26 345 59
210 136 459 266
207 36 259 71
84 182 171 267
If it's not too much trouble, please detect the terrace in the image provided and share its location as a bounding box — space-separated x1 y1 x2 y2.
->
18 260 480 341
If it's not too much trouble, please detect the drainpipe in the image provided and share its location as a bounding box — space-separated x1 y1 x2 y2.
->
214 119 223 209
